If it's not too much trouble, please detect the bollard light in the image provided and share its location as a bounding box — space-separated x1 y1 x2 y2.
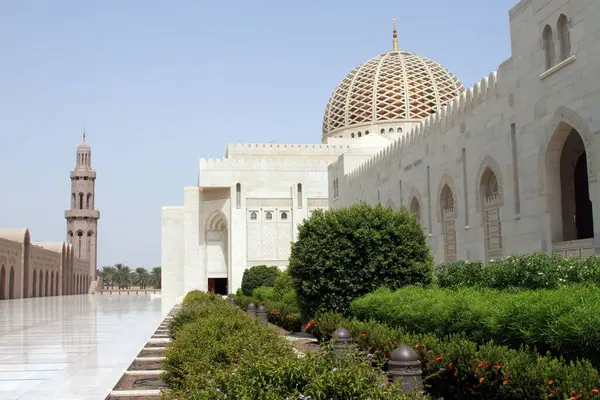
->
332 327 353 355
246 303 257 318
256 305 268 324
388 344 423 393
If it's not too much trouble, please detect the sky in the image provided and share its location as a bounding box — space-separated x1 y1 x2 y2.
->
0 0 518 269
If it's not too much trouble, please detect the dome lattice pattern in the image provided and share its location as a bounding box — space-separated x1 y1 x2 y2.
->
323 51 465 137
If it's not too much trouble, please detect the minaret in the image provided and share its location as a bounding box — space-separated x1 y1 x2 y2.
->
65 132 100 280
392 17 398 51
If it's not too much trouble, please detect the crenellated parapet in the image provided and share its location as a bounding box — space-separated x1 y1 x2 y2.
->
342 71 499 182
199 158 334 171
226 143 350 156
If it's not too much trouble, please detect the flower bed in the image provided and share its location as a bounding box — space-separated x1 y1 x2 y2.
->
350 285 600 366
307 312 600 399
161 291 423 399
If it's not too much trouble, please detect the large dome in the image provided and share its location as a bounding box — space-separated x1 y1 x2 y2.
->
322 50 465 141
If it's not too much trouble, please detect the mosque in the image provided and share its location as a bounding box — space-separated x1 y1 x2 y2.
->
0 136 99 299
161 0 600 298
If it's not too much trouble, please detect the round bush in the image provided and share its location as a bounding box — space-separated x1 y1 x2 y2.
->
241 265 281 296
288 202 433 316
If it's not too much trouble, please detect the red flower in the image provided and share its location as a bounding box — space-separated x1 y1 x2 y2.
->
503 380 509 385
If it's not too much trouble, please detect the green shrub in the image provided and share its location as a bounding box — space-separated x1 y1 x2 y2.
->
273 270 294 299
162 292 423 399
235 289 304 332
434 260 484 288
307 312 600 400
434 253 600 290
350 285 600 366
251 286 275 301
288 202 433 317
241 265 281 296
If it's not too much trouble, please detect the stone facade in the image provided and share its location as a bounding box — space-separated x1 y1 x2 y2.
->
162 0 600 298
0 136 98 300
330 0 600 263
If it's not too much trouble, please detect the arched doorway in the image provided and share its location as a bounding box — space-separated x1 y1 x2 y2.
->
55 272 59 296
0 266 5 300
45 271 49 297
206 211 229 295
410 197 421 223
9 267 15 299
480 168 503 260
39 271 43 297
546 123 595 258
440 184 457 261
50 273 55 296
32 269 37 298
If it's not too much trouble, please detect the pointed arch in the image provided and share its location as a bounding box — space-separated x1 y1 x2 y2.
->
557 14 571 61
385 198 396 210
539 106 596 194
206 210 228 232
436 174 458 222
475 155 504 212
408 187 423 224
543 24 555 70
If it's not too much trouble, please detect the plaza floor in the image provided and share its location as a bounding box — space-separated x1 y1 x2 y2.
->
0 293 172 400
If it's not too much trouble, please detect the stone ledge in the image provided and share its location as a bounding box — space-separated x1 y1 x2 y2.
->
540 55 577 80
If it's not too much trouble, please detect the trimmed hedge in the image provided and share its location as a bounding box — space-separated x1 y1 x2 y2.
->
350 286 600 367
234 286 304 332
240 264 281 296
288 202 433 317
307 312 600 400
434 253 600 290
162 291 424 399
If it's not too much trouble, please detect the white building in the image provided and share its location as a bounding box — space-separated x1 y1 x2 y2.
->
162 0 600 298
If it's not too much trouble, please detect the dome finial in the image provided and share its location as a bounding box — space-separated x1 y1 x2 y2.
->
392 17 398 51
83 128 86 142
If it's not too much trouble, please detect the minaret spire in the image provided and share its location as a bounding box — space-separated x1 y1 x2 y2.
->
392 17 398 51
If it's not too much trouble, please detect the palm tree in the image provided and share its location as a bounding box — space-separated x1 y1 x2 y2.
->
134 268 150 289
114 264 132 289
151 267 162 289
99 266 117 289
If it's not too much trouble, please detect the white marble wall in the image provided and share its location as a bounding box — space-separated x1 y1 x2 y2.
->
329 0 600 263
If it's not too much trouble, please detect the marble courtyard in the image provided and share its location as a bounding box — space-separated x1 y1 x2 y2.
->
0 294 174 400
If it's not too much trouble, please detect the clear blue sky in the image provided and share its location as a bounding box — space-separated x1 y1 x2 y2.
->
0 0 517 269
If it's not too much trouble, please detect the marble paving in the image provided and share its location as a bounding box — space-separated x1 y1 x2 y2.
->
0 293 169 400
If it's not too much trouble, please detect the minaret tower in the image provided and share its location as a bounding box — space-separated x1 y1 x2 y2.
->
65 132 100 279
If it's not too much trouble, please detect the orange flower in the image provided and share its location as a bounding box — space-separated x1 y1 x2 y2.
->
479 377 485 383
478 362 485 368
361 333 367 338
503 380 509 385
593 388 599 394
427 350 433 354
548 380 554 385
435 356 443 361
494 365 502 370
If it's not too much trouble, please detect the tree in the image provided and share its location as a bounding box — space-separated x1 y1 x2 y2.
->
241 265 281 296
99 266 117 289
151 267 162 289
114 263 132 289
134 268 150 289
288 202 433 317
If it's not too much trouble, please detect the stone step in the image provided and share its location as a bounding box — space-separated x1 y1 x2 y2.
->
124 370 164 376
134 357 165 362
106 389 161 399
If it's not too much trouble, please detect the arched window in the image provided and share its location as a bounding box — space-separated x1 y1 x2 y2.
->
557 14 571 61
86 193 92 209
87 231 93 260
250 212 257 220
79 193 84 210
265 212 273 220
351 133 355 138
397 127 402 133
389 128 394 133
358 131 362 137
77 231 83 258
440 185 457 261
71 193 76 208
297 183 303 208
365 130 369 135
281 212 288 220
410 197 421 222
235 183 241 209
380 128 385 134
480 168 503 259
543 25 555 70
